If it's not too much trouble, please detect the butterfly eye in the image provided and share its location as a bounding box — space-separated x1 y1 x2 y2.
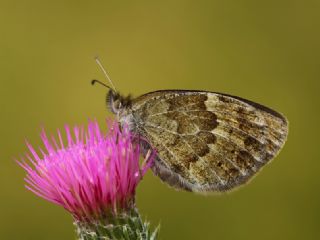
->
110 99 121 113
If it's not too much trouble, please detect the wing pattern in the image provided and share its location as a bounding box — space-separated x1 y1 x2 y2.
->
127 90 288 192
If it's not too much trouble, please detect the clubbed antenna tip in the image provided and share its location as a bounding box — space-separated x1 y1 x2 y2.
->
91 79 111 89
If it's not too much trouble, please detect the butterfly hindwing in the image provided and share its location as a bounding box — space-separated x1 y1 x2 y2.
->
122 90 288 192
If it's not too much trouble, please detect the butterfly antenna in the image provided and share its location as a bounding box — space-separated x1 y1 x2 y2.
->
95 57 117 92
91 79 111 89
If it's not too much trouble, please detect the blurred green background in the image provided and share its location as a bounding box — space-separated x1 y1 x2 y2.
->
1 0 319 239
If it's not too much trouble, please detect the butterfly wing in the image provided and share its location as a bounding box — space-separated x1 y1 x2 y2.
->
128 90 288 192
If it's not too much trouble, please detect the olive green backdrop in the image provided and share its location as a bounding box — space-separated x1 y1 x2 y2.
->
1 1 319 239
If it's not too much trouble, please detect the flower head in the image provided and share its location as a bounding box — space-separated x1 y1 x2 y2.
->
18 120 154 222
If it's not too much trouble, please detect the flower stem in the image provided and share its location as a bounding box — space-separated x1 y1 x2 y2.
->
74 208 159 240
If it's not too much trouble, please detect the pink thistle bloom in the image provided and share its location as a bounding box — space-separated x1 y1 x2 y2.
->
18 120 154 222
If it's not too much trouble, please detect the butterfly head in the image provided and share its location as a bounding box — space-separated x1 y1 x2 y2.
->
107 88 132 114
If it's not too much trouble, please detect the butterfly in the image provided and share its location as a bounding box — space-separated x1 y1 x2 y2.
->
92 60 288 193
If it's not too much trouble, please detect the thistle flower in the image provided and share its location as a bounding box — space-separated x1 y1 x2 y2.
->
18 120 158 240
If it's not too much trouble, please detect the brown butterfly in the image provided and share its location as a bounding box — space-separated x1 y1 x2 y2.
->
92 60 288 193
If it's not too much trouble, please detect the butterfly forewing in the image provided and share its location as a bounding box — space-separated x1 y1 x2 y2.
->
120 90 288 192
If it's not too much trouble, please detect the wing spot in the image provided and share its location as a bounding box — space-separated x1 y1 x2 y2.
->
244 136 264 152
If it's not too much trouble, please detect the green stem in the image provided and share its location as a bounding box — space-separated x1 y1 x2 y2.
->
74 208 159 240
